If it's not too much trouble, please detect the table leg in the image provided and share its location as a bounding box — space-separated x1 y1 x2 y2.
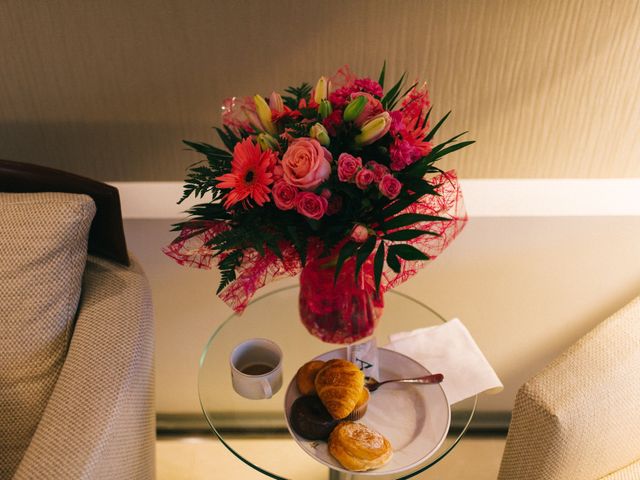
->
328 469 353 480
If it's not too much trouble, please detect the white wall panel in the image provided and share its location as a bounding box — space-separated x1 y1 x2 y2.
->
130 216 640 413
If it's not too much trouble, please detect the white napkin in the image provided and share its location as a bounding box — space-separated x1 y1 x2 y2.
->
384 318 503 405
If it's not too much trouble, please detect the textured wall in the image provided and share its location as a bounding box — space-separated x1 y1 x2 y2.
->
1 0 639 180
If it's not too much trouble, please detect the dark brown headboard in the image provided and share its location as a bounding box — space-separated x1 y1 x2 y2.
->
0 159 129 266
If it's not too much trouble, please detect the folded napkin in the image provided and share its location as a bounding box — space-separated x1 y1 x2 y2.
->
384 318 503 405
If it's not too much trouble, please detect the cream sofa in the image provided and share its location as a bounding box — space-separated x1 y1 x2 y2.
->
0 188 155 479
499 296 640 479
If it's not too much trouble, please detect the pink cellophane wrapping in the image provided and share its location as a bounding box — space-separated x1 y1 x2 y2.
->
379 170 467 293
163 170 467 313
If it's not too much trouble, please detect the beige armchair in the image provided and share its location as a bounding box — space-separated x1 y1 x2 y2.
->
499 296 640 479
0 160 155 479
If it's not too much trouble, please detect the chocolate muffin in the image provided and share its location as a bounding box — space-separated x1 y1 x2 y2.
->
290 396 339 440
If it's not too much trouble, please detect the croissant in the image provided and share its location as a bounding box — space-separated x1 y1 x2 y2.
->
314 359 365 419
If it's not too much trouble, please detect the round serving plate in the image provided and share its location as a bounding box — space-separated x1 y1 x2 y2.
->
284 347 451 476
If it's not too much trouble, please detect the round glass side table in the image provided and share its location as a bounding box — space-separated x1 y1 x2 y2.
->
198 286 477 479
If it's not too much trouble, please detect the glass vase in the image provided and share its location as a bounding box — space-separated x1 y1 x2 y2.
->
298 253 384 344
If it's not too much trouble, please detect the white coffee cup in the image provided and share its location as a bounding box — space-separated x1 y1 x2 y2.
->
230 338 283 400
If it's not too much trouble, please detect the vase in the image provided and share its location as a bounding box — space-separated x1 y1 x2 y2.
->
298 253 384 344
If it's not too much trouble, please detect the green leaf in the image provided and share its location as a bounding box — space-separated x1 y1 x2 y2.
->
381 213 451 231
182 140 231 159
306 217 321 232
380 188 435 218
425 132 469 161
373 242 385 292
264 235 283 260
407 140 474 178
285 225 306 265
386 251 401 273
381 72 406 110
170 218 216 232
425 111 451 142
403 131 472 178
424 165 448 179
431 140 475 159
283 83 312 109
402 177 439 196
401 159 434 180
183 202 228 221
439 131 469 148
216 250 242 294
404 131 469 172
215 127 240 151
389 244 430 261
334 242 358 284
400 82 419 101
378 61 386 90
204 226 247 251
383 229 440 241
380 197 415 219
168 227 209 244
178 186 196 204
253 239 265 257
421 106 433 129
355 236 377 279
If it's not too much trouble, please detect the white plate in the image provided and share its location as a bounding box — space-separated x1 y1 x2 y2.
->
284 348 451 476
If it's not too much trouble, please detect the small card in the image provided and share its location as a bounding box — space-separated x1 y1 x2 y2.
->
348 337 380 380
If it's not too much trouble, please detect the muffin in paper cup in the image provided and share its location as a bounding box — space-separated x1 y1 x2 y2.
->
345 387 370 421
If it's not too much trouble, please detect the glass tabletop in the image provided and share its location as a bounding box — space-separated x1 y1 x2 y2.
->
198 285 477 479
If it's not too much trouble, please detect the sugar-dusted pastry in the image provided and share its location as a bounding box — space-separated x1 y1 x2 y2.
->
289 395 339 440
295 360 325 395
328 422 392 471
314 359 365 420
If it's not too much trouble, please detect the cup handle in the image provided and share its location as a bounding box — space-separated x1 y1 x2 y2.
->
261 378 273 399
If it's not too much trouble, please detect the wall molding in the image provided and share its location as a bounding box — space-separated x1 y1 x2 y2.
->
110 179 640 219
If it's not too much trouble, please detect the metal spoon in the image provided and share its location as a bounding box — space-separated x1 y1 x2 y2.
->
365 373 444 392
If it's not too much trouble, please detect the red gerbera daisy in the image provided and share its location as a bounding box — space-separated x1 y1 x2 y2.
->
216 138 277 209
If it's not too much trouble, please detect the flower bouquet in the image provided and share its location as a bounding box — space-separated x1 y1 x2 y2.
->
164 64 472 343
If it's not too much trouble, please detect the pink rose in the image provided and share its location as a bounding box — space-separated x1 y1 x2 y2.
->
272 164 284 181
350 224 369 243
282 138 332 190
351 92 384 126
379 174 402 199
366 161 390 183
272 180 298 210
337 153 362 182
296 192 328 220
355 168 375 190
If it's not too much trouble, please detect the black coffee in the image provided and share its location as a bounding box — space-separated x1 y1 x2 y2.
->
241 363 274 375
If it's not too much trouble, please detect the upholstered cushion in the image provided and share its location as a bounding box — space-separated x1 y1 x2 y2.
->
13 255 155 479
600 459 640 480
0 192 95 478
498 296 640 480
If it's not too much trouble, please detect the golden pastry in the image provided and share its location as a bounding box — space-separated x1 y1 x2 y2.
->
314 359 364 420
295 360 325 395
346 387 370 421
328 421 392 471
